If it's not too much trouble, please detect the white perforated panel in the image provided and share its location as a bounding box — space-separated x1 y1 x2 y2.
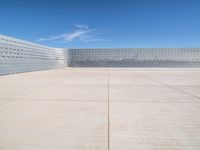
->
0 35 66 75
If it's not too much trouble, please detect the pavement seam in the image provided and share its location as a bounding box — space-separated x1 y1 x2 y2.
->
107 70 110 150
1 98 200 103
137 72 200 100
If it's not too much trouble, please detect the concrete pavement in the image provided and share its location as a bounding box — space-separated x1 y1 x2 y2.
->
0 68 200 150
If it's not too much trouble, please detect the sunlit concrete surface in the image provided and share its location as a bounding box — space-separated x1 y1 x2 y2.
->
0 68 200 150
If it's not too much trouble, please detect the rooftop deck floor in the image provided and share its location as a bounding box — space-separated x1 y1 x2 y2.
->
0 68 200 150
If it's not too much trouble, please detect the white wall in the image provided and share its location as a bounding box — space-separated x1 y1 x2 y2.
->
1 35 200 74
0 35 66 75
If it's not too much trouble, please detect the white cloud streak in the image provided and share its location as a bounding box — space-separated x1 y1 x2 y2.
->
37 25 108 43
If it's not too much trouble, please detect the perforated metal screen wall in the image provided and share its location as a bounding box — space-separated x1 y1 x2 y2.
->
68 48 200 67
1 34 200 75
0 35 65 75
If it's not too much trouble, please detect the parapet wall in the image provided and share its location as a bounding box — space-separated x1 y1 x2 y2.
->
0 35 66 75
68 48 200 67
1 34 200 75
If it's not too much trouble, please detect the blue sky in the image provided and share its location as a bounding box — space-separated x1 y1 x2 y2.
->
1 0 200 48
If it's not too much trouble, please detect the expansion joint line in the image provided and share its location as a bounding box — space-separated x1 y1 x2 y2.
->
107 71 110 150
137 72 200 100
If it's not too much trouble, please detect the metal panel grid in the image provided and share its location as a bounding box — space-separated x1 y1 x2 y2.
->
68 48 200 67
0 35 65 75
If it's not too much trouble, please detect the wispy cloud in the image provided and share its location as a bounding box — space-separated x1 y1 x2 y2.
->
37 24 109 43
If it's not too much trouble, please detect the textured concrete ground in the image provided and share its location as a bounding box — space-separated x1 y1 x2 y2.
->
0 68 200 150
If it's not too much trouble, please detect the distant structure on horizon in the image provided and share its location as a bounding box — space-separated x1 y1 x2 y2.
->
1 35 200 75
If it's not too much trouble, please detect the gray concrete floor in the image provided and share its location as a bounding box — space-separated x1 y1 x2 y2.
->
0 68 200 150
